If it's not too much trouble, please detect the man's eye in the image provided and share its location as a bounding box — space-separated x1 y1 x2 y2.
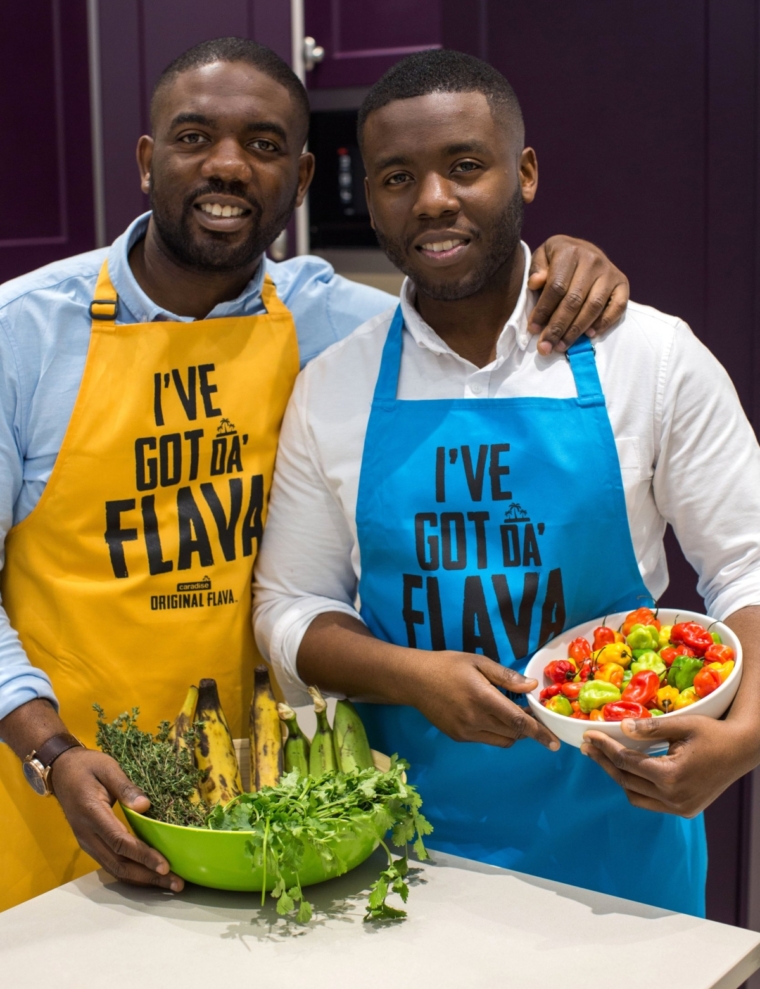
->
453 160 480 173
251 139 277 152
386 173 410 186
178 133 207 145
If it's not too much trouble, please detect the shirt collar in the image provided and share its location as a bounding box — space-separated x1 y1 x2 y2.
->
399 241 535 363
106 211 267 323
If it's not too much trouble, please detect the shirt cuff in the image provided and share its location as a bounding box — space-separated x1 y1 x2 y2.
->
256 597 364 707
0 672 58 728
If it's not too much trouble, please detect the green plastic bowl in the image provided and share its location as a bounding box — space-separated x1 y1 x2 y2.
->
122 804 385 891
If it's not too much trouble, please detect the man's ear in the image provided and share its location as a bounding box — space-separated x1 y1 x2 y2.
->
364 176 376 231
295 152 316 208
136 135 154 195
519 147 538 205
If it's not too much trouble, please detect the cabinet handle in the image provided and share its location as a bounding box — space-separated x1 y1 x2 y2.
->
303 36 325 72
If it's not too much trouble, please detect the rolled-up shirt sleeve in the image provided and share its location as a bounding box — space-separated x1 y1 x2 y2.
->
653 320 760 619
253 370 361 706
0 316 57 723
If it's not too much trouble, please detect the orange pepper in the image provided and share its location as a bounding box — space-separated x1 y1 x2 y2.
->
622 607 661 636
594 662 625 690
589 709 605 721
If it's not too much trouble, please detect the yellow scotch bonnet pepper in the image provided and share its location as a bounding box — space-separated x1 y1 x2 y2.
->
655 685 679 714
592 642 632 669
673 687 698 710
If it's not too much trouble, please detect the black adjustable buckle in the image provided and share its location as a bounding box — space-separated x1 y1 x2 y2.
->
89 299 117 320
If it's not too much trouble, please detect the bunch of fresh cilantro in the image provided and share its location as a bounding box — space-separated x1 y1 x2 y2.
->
207 757 432 922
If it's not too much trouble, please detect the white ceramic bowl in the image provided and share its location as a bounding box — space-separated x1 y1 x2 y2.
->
525 609 742 754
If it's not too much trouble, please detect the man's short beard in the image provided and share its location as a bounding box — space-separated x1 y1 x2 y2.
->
150 177 297 273
375 187 524 302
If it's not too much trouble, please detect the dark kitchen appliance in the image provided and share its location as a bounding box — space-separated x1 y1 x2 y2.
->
308 110 378 248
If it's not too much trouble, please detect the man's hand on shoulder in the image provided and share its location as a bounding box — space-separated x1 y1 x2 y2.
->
528 236 629 355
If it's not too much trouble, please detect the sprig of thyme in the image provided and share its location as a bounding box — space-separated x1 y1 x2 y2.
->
94 705 207 827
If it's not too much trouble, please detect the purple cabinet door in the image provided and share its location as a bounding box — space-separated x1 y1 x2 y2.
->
0 0 95 283
305 0 442 87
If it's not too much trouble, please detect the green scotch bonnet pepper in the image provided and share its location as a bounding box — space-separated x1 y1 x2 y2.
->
579 680 621 714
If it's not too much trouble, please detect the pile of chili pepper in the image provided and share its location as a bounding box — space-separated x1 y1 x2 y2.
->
539 607 736 722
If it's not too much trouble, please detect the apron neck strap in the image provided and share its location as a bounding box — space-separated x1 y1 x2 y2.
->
565 335 605 407
374 304 606 408
89 259 118 327
373 303 406 403
260 272 291 317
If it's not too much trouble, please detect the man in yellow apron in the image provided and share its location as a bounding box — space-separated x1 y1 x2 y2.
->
0 37 630 911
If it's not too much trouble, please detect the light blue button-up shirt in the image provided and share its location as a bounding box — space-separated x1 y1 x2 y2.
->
0 212 395 721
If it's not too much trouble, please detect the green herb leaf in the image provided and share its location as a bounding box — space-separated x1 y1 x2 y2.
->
276 892 294 915
296 899 313 924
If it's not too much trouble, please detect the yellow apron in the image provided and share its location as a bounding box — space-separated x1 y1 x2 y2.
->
0 260 299 910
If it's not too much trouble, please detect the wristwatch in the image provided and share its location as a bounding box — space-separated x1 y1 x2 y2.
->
22 733 85 796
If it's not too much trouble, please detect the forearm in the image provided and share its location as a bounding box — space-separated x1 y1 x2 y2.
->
722 605 760 767
0 697 69 760
297 611 428 705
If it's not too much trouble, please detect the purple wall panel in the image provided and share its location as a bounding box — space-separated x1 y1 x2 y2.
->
705 0 760 427
250 0 292 64
140 0 250 97
487 0 706 336
305 0 442 87
0 0 94 282
99 0 146 244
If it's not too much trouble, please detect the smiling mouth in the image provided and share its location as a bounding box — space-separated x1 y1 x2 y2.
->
198 202 248 218
415 236 471 262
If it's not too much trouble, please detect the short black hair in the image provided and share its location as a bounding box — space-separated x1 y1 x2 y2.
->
358 49 524 150
151 37 310 141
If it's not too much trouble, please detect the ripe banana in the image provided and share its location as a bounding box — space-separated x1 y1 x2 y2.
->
278 702 310 777
333 699 374 772
168 684 198 753
308 686 338 776
168 684 202 805
250 665 283 790
194 678 242 806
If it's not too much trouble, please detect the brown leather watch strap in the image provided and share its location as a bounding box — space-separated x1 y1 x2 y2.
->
35 733 84 768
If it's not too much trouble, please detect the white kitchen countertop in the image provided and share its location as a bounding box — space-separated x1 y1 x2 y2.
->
2 850 759 989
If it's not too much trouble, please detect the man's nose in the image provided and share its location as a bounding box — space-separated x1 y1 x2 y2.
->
413 172 459 219
200 138 253 184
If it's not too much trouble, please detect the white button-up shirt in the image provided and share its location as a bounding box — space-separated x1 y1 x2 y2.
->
253 243 760 706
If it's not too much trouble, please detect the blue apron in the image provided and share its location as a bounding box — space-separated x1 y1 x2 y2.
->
355 304 706 915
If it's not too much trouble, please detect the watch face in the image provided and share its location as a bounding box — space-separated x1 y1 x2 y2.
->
22 759 48 796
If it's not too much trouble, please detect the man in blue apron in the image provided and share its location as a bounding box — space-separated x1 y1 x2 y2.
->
253 49 760 916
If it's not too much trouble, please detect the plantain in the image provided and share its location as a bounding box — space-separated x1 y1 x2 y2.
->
333 699 374 773
250 665 283 790
194 678 242 806
308 686 338 777
167 684 202 804
168 684 198 752
278 702 310 777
